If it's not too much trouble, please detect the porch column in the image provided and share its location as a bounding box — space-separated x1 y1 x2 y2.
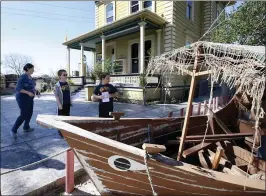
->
139 21 146 74
156 29 162 55
101 35 105 71
80 43 84 76
66 47 71 76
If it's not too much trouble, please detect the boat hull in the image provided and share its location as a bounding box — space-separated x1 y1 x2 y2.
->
63 131 265 196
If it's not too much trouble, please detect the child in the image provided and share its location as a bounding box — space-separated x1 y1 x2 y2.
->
54 69 72 137
93 73 118 118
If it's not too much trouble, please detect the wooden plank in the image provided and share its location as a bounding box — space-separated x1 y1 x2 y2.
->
205 105 233 134
195 70 214 77
142 143 166 154
232 146 266 172
177 50 199 160
198 150 212 169
148 124 155 143
230 165 250 177
110 112 124 120
177 133 254 140
212 147 224 170
183 142 213 158
177 67 193 76
166 136 248 145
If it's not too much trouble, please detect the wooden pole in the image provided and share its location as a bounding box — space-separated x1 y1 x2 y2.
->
66 149 75 194
197 102 201 115
177 50 199 161
219 96 223 106
203 100 207 115
215 96 219 111
168 112 173 117
190 104 194 116
180 108 184 117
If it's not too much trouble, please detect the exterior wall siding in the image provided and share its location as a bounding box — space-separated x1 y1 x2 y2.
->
161 1 174 53
116 1 129 20
98 3 105 28
95 4 99 29
174 1 202 48
201 1 224 41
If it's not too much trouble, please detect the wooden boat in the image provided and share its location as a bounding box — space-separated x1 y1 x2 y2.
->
36 94 266 195
37 42 266 195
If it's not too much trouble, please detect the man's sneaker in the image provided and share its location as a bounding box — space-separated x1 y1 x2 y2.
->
23 128 34 132
10 131 17 139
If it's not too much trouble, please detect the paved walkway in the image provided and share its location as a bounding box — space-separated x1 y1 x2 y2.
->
0 91 220 195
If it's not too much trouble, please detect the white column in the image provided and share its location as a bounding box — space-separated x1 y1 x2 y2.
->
156 29 162 56
139 1 143 10
101 35 105 72
139 21 146 74
66 47 71 76
93 51 96 68
80 43 84 76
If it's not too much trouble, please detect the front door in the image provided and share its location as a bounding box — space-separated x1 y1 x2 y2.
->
131 43 139 73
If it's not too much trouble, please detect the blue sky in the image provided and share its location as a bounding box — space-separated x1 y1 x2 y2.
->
1 1 95 76
1 1 242 76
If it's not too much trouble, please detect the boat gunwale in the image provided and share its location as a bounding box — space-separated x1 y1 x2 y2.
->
36 114 266 191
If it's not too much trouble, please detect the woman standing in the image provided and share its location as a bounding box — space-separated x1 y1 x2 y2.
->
10 63 39 138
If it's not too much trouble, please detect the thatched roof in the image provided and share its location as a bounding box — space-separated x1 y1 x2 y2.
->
146 41 265 121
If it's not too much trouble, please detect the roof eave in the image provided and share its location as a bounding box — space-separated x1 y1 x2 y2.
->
62 10 168 46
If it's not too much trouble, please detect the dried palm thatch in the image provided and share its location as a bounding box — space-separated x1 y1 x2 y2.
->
146 41 266 122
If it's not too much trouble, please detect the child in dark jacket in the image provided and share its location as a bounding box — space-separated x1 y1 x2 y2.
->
93 73 118 118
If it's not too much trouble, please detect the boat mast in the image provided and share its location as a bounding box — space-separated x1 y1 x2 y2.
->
177 48 200 161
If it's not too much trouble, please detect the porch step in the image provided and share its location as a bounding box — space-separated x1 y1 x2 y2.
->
73 88 86 101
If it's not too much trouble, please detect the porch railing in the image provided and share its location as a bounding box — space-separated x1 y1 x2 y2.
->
110 74 160 87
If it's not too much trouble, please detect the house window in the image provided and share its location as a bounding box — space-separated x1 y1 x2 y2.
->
131 1 139 13
143 1 152 10
131 43 139 73
186 1 193 20
106 3 114 23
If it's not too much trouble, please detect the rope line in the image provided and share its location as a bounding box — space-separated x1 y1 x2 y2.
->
1 148 70 176
144 151 157 196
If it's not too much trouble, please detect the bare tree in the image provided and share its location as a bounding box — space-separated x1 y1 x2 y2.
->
3 53 32 76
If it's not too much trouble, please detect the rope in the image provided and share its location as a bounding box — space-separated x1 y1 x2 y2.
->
143 151 157 196
244 119 261 190
201 80 214 147
1 148 70 176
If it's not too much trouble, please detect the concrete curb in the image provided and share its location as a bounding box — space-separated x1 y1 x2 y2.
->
26 168 85 196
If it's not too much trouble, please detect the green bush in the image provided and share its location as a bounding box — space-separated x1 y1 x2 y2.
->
92 59 120 79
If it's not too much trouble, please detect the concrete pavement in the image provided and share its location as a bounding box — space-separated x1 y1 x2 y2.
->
0 92 218 195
